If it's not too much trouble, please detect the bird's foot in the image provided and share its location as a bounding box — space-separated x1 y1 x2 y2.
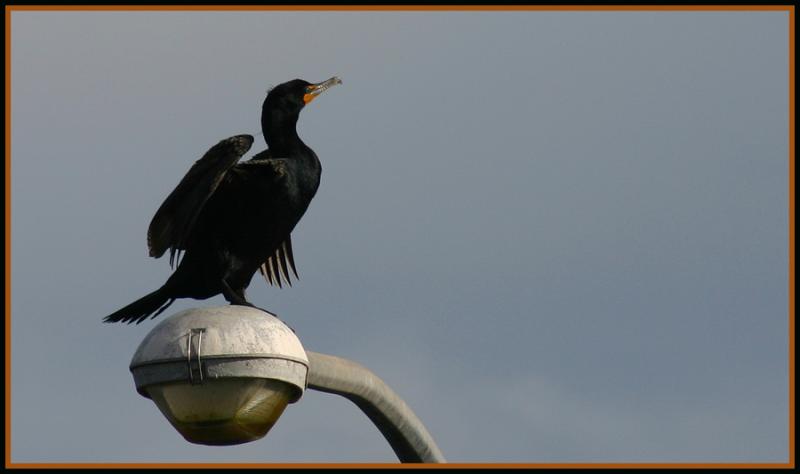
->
229 301 295 334
232 301 274 316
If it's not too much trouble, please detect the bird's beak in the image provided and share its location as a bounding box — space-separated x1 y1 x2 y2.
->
303 76 342 104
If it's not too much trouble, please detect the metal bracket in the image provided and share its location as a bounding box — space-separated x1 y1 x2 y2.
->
187 328 206 384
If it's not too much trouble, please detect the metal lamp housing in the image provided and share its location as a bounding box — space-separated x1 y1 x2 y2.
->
129 306 309 446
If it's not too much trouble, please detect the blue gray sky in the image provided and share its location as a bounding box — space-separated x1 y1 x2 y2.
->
9 9 790 463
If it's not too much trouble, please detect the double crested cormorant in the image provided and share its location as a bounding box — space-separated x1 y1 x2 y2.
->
103 77 342 324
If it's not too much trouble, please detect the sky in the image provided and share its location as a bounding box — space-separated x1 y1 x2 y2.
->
8 8 791 464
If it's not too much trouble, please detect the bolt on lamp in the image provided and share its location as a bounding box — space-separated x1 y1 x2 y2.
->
129 306 445 463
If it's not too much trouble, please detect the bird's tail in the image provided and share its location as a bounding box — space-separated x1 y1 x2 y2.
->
103 286 176 325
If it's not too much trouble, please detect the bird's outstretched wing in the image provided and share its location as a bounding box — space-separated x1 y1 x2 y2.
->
147 135 254 265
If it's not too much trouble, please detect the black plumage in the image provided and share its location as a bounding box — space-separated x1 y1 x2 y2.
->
103 77 341 324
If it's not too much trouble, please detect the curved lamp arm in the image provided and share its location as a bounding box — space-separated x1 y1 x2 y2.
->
305 351 446 463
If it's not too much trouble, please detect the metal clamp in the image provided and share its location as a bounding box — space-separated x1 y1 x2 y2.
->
187 328 206 384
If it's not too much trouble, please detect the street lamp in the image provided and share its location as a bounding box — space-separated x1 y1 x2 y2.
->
129 306 445 463
130 306 307 446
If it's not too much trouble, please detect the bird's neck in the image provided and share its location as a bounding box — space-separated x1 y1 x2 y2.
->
262 111 307 156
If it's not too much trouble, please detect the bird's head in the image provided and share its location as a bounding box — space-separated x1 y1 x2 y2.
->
263 77 342 116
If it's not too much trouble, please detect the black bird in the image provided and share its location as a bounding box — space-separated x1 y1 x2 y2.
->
103 77 342 324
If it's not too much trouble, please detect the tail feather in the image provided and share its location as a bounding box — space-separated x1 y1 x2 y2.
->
103 286 176 324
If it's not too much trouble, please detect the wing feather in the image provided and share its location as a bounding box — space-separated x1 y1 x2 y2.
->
269 253 283 288
283 238 298 279
258 236 299 288
260 262 272 285
276 244 291 286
